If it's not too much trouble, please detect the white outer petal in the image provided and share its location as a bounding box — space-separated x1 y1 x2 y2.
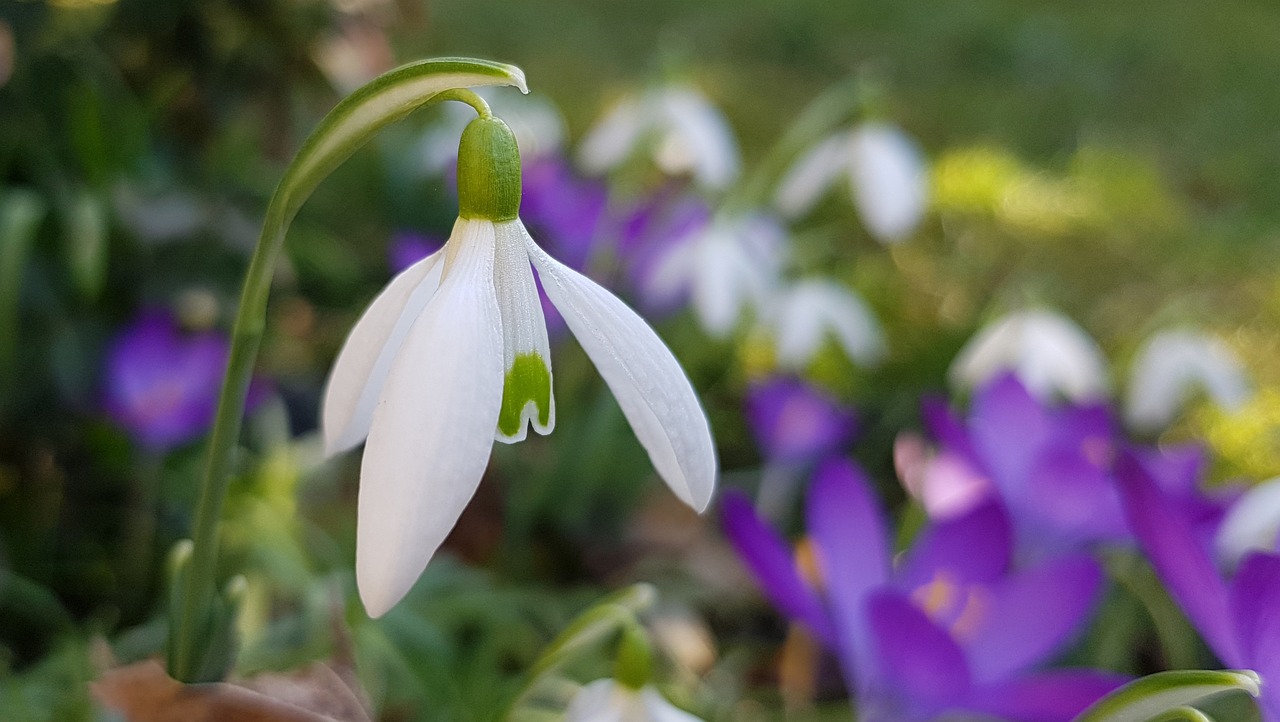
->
322 248 444 455
356 219 503 618
772 279 886 369
1125 329 1252 431
579 95 649 175
773 133 851 218
564 680 632 722
639 687 706 722
950 309 1108 402
657 86 740 190
848 122 928 243
1216 476 1280 567
689 215 786 339
525 236 718 512
493 221 555 443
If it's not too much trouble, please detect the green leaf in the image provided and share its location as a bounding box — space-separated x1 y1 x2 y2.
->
62 189 108 300
1072 669 1262 722
0 189 47 385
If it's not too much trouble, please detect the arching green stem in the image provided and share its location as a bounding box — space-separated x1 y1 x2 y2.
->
167 57 527 683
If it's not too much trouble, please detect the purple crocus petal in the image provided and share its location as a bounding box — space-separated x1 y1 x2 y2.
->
964 554 1103 683
969 374 1053 498
745 378 858 465
521 157 606 270
1230 552 1280 700
865 590 972 712
968 670 1129 722
1131 444 1205 496
617 192 711 314
388 231 444 274
921 395 982 469
1021 447 1128 547
720 490 838 646
897 501 1012 592
806 458 891 685
104 311 230 450
1115 449 1244 666
918 452 995 519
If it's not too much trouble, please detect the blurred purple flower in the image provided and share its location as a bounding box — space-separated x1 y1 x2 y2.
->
745 377 858 465
388 231 445 275
1116 450 1280 722
723 458 1123 722
520 156 607 271
103 310 230 450
615 191 712 316
916 373 1233 556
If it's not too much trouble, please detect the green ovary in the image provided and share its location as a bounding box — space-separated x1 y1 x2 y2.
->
497 352 552 437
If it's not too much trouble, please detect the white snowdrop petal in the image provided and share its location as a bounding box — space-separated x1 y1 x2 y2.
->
659 86 740 190
1126 330 1251 431
322 247 445 455
492 221 555 443
639 687 706 722
564 680 630 722
579 95 648 175
773 280 885 369
774 133 851 218
525 230 717 512
356 219 504 618
690 231 749 338
848 122 928 243
950 309 1107 402
1217 476 1280 567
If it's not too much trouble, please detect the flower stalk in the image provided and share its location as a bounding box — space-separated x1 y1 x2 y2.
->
165 57 528 683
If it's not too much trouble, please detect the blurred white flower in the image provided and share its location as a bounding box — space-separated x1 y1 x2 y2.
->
950 309 1108 402
579 84 740 191
1217 476 1280 567
312 20 396 94
647 213 786 338
419 89 567 174
564 679 704 722
774 122 928 243
763 278 886 369
1125 329 1251 431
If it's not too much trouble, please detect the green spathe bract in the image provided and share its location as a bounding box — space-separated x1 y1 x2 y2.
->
169 56 527 684
498 352 553 438
458 116 523 221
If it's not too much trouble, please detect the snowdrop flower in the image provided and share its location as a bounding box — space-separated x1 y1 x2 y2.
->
1216 476 1280 567
323 110 717 617
419 88 567 175
564 679 704 722
1125 329 1251 432
645 212 786 338
762 278 886 369
950 309 1107 403
579 84 740 191
775 122 928 243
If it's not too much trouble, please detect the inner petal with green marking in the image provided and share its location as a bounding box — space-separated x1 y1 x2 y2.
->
497 351 554 441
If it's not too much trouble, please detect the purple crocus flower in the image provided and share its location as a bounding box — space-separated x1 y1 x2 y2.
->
103 310 231 450
745 377 858 466
723 458 1124 722
615 191 712 316
1117 450 1280 722
520 156 608 271
918 373 1231 556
